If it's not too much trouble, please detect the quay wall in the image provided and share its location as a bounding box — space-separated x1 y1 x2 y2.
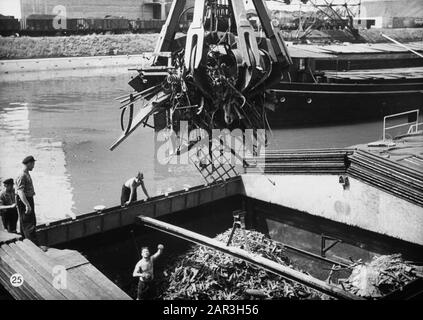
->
241 174 423 246
0 54 149 82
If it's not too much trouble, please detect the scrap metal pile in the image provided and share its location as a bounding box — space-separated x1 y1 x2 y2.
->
110 0 292 151
340 254 423 298
158 229 326 300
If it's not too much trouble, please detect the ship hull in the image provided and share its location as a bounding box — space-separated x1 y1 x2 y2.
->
267 82 423 127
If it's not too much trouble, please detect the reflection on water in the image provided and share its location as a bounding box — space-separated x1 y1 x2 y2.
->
0 75 203 225
0 102 75 224
0 73 384 225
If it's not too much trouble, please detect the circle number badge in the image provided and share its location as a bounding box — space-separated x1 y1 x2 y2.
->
10 273 24 287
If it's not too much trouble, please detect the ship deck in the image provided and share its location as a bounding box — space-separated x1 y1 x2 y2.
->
290 41 423 56
353 133 423 173
323 66 423 81
0 238 131 300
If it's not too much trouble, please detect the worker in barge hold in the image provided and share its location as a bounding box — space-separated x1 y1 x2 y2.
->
121 172 150 207
133 244 164 300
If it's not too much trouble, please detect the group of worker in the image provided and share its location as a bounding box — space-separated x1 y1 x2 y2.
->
1 154 150 231
0 155 39 246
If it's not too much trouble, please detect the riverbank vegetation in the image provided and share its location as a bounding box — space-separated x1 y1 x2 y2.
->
0 28 421 60
0 33 157 59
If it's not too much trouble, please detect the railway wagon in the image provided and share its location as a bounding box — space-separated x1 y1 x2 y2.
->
24 14 58 34
129 19 165 32
0 15 20 36
102 17 130 33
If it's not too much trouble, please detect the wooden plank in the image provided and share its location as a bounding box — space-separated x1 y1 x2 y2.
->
75 263 131 300
0 259 32 300
46 248 89 269
73 264 120 300
2 243 57 300
66 267 114 300
0 246 45 299
8 242 66 300
20 239 91 300
0 245 46 299
19 241 125 300
47 248 130 299
16 241 59 274
21 240 124 300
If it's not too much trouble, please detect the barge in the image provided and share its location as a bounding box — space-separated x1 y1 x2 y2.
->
266 42 423 126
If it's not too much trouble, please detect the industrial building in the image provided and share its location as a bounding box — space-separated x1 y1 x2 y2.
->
20 0 174 20
356 0 423 28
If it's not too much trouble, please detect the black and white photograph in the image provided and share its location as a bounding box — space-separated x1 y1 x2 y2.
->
0 0 422 307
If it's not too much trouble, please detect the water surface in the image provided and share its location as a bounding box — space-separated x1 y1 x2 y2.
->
0 73 384 224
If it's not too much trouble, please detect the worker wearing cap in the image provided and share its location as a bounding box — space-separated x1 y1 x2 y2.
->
0 178 18 233
15 155 38 244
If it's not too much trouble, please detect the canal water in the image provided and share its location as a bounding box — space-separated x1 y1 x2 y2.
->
0 73 385 224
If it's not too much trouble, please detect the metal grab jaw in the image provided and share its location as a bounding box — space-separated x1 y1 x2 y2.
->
110 0 293 152
226 210 250 251
184 0 206 72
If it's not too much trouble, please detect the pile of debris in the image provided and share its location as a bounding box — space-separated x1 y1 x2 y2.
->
159 229 326 300
340 254 423 298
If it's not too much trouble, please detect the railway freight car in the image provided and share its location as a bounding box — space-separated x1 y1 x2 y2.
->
23 14 89 35
129 19 165 33
102 16 130 33
24 14 58 35
2 14 191 36
0 14 20 36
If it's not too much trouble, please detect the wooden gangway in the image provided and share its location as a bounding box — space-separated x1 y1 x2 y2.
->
0 238 131 300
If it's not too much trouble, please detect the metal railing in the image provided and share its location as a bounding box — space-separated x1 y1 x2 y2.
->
407 122 423 134
383 109 420 140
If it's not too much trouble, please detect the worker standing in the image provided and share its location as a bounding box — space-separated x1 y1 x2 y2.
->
133 244 164 300
121 172 150 207
0 178 18 233
15 156 38 244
